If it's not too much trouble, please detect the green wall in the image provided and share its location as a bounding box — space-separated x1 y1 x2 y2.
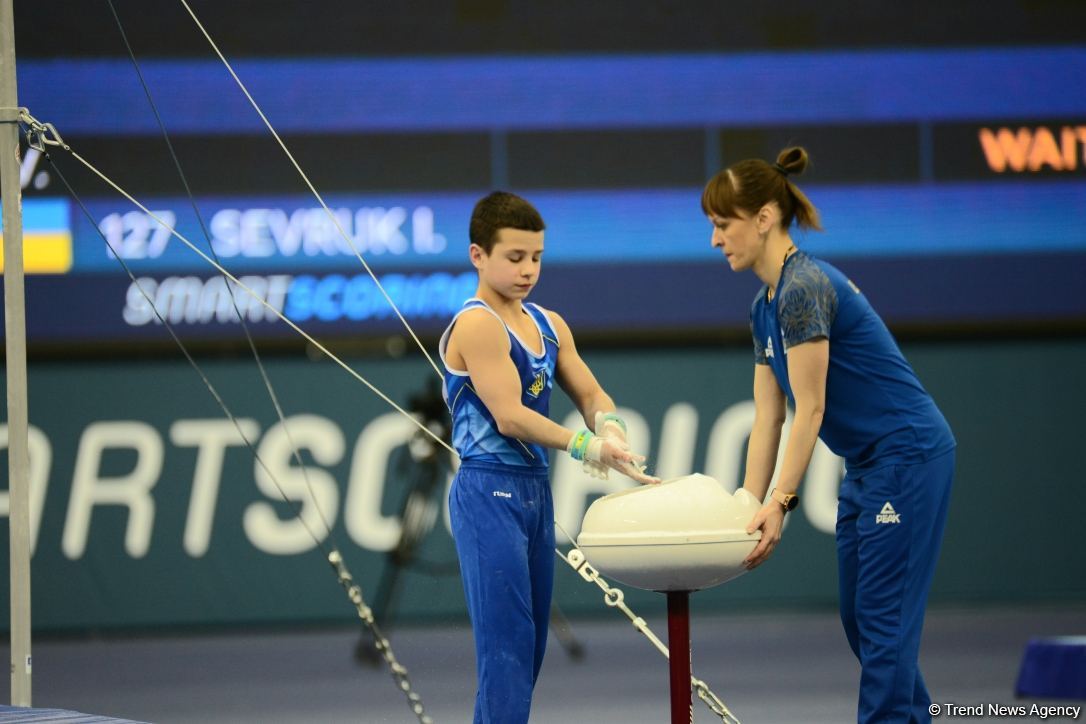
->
2 338 1083 631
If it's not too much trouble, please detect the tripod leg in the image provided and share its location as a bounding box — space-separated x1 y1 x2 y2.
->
353 431 448 669
354 479 437 666
549 602 586 661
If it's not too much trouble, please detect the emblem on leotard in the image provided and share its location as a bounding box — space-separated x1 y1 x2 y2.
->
527 371 546 398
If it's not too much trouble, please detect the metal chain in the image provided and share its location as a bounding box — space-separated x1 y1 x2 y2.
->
554 529 742 724
328 547 434 724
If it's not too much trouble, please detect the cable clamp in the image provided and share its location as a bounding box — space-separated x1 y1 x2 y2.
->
694 676 742 723
17 109 68 152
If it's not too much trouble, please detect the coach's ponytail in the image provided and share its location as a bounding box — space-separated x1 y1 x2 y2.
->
774 147 821 231
702 146 822 232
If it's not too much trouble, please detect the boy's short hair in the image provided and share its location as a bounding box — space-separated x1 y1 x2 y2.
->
469 191 546 254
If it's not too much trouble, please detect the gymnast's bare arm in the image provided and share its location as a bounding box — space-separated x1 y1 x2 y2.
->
548 310 616 430
448 307 575 449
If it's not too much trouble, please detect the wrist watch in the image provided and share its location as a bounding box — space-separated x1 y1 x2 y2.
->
771 488 799 513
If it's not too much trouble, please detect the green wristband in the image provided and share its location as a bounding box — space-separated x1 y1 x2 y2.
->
568 428 594 461
599 412 627 435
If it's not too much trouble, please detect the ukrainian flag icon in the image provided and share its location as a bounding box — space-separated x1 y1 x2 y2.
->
0 198 73 274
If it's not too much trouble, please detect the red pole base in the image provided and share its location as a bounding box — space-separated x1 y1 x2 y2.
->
667 590 692 724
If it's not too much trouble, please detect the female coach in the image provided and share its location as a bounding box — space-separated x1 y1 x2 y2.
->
701 147 956 723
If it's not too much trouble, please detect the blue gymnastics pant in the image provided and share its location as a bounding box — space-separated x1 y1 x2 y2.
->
450 461 555 724
837 449 955 724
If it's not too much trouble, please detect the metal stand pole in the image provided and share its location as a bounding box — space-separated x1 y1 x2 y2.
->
667 591 692 724
0 0 32 706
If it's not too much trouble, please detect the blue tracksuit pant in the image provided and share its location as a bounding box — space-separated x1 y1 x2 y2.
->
837 449 955 723
450 461 555 724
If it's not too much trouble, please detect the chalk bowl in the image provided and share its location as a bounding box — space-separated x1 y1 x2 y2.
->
576 474 762 592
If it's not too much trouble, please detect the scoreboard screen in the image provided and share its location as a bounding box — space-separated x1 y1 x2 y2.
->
7 46 1086 346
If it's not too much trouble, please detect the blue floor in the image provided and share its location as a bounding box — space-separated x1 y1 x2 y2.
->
0 705 148 723
3 606 1084 723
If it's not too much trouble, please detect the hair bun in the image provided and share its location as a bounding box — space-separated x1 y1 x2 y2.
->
775 147 810 177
